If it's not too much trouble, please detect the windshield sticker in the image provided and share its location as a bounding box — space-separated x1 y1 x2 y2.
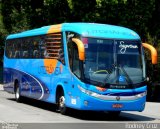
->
119 76 125 82
84 44 88 48
82 38 88 48
119 41 138 54
71 98 77 105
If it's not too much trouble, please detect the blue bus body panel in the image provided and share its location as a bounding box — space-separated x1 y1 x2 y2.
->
3 56 71 103
4 23 146 112
62 23 140 40
7 23 140 40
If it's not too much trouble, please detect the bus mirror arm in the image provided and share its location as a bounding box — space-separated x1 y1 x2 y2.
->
72 38 85 61
142 43 158 64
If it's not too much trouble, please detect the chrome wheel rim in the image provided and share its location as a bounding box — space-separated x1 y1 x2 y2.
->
16 87 20 99
59 96 65 109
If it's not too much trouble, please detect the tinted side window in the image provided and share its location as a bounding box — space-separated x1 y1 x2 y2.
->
5 33 64 63
44 33 65 64
5 40 13 58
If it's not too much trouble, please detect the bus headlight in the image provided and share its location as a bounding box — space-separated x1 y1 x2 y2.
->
78 85 99 96
136 91 147 98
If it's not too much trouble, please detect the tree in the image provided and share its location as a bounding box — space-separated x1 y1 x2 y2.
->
121 0 155 41
44 0 71 25
95 0 126 24
0 2 7 63
149 0 160 41
1 0 30 33
70 0 97 22
28 0 45 28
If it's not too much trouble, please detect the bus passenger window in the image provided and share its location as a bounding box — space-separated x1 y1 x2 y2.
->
33 50 39 58
14 51 20 58
43 50 49 58
9 51 12 58
58 49 64 64
23 51 29 58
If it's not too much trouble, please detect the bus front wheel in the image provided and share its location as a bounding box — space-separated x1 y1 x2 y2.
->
57 90 67 115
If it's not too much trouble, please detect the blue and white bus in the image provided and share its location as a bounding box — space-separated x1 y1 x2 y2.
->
3 23 157 115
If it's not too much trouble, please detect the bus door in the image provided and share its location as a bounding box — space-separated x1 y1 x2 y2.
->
68 41 82 104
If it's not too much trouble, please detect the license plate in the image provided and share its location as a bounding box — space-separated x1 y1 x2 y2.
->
112 104 123 108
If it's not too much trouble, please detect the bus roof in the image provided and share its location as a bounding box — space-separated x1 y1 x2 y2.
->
6 23 140 40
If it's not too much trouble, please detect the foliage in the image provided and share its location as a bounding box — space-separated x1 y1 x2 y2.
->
1 0 30 33
1 0 159 39
44 0 71 24
70 0 97 21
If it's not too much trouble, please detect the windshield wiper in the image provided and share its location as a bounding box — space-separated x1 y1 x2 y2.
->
103 64 134 87
103 64 117 84
119 65 133 86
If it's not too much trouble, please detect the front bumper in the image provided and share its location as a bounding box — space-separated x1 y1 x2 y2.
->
79 93 146 111
77 86 146 111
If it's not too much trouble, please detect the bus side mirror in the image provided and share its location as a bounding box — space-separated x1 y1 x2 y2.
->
142 43 158 64
72 38 85 61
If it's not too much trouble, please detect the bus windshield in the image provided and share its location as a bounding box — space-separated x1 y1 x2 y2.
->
82 37 146 88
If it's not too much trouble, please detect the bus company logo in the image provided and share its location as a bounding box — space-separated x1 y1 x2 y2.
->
116 96 120 101
119 41 138 54
44 59 59 74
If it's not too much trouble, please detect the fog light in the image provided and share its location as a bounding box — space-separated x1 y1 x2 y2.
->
84 101 88 106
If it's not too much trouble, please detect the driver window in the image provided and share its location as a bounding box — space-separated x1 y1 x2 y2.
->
68 41 81 78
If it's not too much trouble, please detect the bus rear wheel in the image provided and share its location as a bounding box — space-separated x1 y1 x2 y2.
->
15 83 22 102
57 91 67 115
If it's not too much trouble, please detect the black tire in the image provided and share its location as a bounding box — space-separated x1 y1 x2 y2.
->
15 83 22 102
57 90 67 115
